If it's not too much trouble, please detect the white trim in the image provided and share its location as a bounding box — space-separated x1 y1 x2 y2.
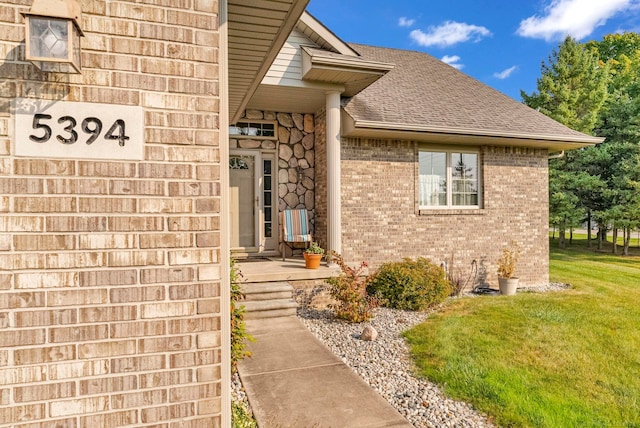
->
219 1 231 426
298 11 358 56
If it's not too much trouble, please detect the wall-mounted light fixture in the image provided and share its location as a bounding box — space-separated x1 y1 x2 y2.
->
22 0 84 73
296 166 305 182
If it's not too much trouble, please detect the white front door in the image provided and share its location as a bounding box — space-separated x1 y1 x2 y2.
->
230 150 277 253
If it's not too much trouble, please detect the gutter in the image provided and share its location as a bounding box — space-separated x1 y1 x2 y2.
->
350 119 604 145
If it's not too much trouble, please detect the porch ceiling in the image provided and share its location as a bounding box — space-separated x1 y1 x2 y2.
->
227 0 310 123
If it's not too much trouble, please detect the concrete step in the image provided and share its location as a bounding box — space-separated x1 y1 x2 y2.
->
243 299 298 320
241 282 293 302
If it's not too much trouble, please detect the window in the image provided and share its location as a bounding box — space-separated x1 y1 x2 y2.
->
419 149 480 208
229 121 276 139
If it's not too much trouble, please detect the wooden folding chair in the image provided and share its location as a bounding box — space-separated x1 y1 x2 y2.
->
280 209 312 261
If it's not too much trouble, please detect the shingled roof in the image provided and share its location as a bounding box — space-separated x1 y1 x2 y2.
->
342 43 602 149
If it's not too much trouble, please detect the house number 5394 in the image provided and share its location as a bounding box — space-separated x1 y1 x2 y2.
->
29 113 130 147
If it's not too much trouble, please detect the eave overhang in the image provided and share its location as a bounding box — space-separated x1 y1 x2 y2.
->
301 46 394 96
342 113 604 151
227 0 310 123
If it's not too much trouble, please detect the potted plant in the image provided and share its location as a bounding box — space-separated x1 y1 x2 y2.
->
303 242 324 269
497 241 521 295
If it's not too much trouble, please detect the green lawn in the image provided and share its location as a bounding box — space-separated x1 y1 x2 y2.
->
404 239 640 428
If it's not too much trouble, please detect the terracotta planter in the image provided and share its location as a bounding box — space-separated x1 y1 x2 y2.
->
498 277 519 295
303 253 322 269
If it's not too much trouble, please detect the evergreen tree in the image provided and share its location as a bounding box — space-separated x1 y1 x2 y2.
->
522 37 610 246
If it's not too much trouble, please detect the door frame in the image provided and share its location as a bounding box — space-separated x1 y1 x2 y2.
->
229 149 279 255
230 150 261 252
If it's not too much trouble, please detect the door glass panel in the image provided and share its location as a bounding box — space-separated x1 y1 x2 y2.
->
230 154 255 248
263 159 273 238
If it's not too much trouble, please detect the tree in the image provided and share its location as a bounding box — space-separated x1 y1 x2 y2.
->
522 36 609 134
522 37 610 245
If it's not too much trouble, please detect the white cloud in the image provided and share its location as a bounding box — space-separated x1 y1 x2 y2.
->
410 21 492 48
493 66 517 79
398 17 416 27
517 0 634 41
441 55 464 70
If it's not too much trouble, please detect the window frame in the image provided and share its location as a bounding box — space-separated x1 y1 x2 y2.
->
229 120 277 140
418 146 482 210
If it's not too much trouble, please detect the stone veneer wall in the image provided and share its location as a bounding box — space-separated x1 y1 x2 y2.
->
0 2 224 426
340 138 550 287
231 109 316 234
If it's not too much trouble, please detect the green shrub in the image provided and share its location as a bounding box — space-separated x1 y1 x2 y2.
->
327 252 381 323
367 258 450 311
231 258 253 372
232 401 257 428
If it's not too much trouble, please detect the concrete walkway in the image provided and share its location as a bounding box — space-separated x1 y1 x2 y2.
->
238 316 412 428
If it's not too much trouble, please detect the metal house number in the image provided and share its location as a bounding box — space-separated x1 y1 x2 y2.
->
29 114 130 146
13 98 144 161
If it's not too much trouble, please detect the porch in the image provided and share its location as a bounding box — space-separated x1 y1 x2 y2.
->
236 256 338 283
236 256 339 319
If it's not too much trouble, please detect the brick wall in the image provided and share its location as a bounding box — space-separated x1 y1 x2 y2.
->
313 107 327 249
0 1 225 426
340 138 549 287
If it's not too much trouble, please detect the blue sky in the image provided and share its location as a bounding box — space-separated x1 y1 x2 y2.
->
306 0 640 101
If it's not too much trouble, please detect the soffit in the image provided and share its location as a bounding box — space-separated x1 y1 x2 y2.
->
300 46 393 96
227 0 309 123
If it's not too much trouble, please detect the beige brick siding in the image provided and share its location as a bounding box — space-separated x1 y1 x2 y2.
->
313 107 328 249
339 138 549 287
0 1 223 426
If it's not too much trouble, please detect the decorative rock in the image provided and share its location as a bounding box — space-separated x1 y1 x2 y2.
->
296 183 306 196
293 143 305 159
304 114 314 133
264 111 276 120
278 127 290 144
279 159 289 169
279 144 293 161
292 113 304 130
262 140 276 150
284 192 299 208
287 183 297 192
290 127 303 145
244 109 263 119
360 325 378 341
298 159 310 169
238 139 261 149
278 184 288 198
305 150 315 167
288 157 299 168
278 169 289 184
287 168 298 183
301 133 315 150
277 112 293 128
301 176 314 190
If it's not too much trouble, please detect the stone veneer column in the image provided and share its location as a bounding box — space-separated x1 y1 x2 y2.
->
326 90 342 257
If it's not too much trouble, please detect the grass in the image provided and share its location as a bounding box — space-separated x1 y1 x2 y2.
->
404 238 640 428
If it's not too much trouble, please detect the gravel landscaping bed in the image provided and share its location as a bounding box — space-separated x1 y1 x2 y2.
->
298 283 570 427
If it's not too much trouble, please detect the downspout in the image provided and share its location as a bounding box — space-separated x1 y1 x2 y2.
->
548 150 564 159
